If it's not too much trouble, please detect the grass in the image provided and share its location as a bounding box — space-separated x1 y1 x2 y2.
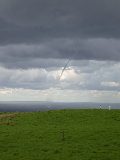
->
0 109 120 160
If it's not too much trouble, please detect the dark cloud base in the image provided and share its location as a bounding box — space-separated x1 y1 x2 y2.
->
0 0 120 45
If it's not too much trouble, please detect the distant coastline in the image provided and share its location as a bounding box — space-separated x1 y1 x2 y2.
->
0 101 120 112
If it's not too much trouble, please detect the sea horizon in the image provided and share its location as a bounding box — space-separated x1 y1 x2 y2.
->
0 101 120 112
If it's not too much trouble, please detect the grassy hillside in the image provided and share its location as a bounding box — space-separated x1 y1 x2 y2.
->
0 109 120 160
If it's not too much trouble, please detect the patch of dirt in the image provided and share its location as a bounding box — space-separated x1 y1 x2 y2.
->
0 113 18 119
0 113 19 126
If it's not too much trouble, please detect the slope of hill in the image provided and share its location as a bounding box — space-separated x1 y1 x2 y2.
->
0 109 120 160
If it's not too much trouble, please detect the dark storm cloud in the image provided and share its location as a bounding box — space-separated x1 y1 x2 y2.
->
0 0 120 68
0 0 120 45
0 38 120 69
1 0 120 97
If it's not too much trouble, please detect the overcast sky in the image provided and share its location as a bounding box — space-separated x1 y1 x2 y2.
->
0 0 120 102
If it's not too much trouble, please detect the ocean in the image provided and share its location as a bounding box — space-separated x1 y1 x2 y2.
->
0 101 120 112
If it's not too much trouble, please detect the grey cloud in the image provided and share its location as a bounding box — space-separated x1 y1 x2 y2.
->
0 38 120 69
0 0 120 95
0 67 58 89
1 0 120 28
60 60 120 91
0 61 120 91
0 0 120 45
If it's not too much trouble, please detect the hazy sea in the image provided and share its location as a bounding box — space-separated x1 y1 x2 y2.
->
0 101 120 112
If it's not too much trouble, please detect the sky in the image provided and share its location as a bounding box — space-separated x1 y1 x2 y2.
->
0 0 120 102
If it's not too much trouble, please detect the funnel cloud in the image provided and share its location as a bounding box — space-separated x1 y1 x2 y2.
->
0 0 120 102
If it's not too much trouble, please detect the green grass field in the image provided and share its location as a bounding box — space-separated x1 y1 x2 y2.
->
0 109 120 160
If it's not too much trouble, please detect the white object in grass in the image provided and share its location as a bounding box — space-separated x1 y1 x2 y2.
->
108 106 111 110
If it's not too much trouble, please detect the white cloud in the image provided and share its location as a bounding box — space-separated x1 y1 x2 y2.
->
0 60 120 91
59 68 80 81
0 88 13 95
0 60 120 102
101 81 120 87
1 87 120 102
